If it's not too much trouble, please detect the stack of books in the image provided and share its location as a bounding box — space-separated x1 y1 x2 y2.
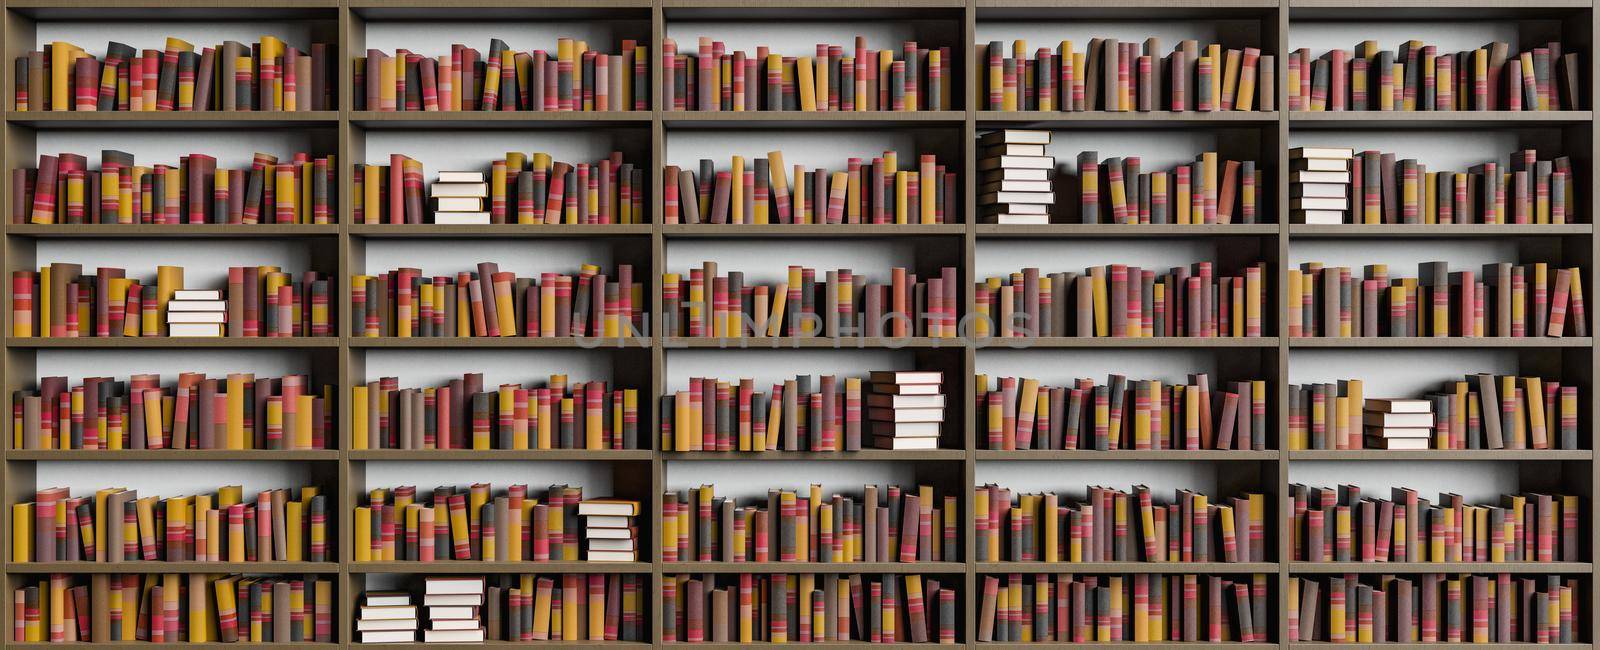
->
978 130 1055 224
868 370 945 450
356 590 418 644
165 289 226 337
430 171 490 224
423 576 486 643
580 498 641 561
1289 146 1354 224
1363 397 1433 449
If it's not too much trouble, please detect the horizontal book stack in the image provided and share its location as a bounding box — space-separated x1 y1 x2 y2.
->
354 39 648 111
1289 573 1578 643
977 262 1268 338
13 573 333 643
1287 374 1578 450
353 373 640 451
1289 146 1354 224
660 483 957 563
980 573 1270 643
1288 41 1581 111
975 484 1266 563
16 150 336 225
665 150 955 225
870 370 945 450
1325 148 1578 225
355 151 642 225
662 37 952 111
429 171 488 225
1072 150 1261 225
979 38 1273 112
1287 261 1587 338
11 485 327 563
11 264 332 338
579 499 639 562
353 483 587 562
351 262 642 338
15 36 334 112
978 130 1054 224
662 263 959 338
484 574 645 641
423 576 485 643
662 373 866 452
165 289 225 337
977 373 1268 451
356 590 417 644
1289 484 1579 562
663 573 955 642
13 373 333 451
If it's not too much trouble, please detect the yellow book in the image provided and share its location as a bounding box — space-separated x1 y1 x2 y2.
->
50 42 83 112
11 503 31 561
155 265 184 336
1220 49 1242 109
797 57 818 111
1091 268 1109 336
351 386 369 450
729 155 745 223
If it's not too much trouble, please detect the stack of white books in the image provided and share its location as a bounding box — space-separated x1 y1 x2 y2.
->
1363 397 1433 450
580 498 640 562
867 370 945 450
1290 146 1355 224
978 130 1055 224
355 591 417 644
423 576 486 643
167 289 225 337
431 171 490 224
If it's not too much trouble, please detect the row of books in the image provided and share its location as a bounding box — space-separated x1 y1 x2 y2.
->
352 373 641 451
1287 261 1586 338
1288 375 1578 451
979 573 1269 643
1291 146 1577 225
1290 484 1579 563
666 152 957 225
16 37 333 112
14 573 333 643
350 263 642 338
665 374 865 452
12 373 332 451
662 38 952 112
359 574 647 643
353 484 638 563
663 573 954 643
17 151 336 225
12 264 332 338
976 263 1268 338
354 40 648 112
1288 41 1580 112
662 484 956 563
976 485 1266 563
13 486 327 563
1066 151 1262 225
1289 573 1577 643
981 39 1271 113
662 263 959 338
978 374 1267 451
354 152 643 225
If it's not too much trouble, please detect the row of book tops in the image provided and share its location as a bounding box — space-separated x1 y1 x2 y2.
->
12 374 333 451
16 37 333 113
1287 261 1587 338
662 484 955 564
12 486 328 564
1293 574 1577 644
358 574 647 644
976 374 1268 452
356 152 643 226
17 151 336 226
355 485 640 563
355 40 647 113
351 263 643 339
976 485 1267 564
666 153 957 226
664 370 945 452
352 375 641 451
1291 485 1580 564
1289 376 1578 452
12 264 331 338
662 38 952 113
1290 41 1580 112
981 573 1269 644
16 573 333 644
663 573 954 643
1289 146 1577 226
662 265 961 339
974 263 1269 338
980 40 1271 113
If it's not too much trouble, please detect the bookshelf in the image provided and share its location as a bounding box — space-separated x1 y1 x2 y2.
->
0 0 1592 646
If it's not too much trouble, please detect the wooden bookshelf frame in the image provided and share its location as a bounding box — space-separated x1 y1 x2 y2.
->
0 0 1594 646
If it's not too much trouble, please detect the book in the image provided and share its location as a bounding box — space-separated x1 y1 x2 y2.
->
662 37 951 112
355 38 647 112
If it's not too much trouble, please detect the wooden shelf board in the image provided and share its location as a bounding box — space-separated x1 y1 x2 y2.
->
348 337 648 349
977 224 1278 237
350 561 649 573
1290 561 1591 574
662 224 966 237
668 561 965 573
1289 449 1592 461
662 336 964 349
1290 111 1593 128
7 111 338 128
1290 224 1593 237
663 110 966 128
350 110 649 129
9 561 337 573
1288 337 1592 349
349 449 653 461
662 450 965 461
6 224 338 238
975 561 1277 573
6 337 339 349
976 337 1279 349
977 450 1277 461
7 449 339 461
977 110 1277 128
349 224 651 238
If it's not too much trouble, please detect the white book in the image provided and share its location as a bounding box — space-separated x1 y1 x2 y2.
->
356 619 418 632
423 628 485 643
1364 398 1432 413
992 214 1051 225
982 143 1048 156
428 619 483 631
586 537 637 552
979 179 1052 193
869 421 942 438
359 606 418 620
869 370 943 385
979 167 1052 182
168 323 224 337
1363 411 1434 428
424 576 484 596
429 182 488 198
167 312 226 324
1290 170 1352 184
978 129 1051 145
171 289 222 300
980 191 1055 205
432 212 492 225
981 202 1050 214
167 300 227 312
1291 209 1346 224
1362 437 1430 450
866 407 944 423
577 500 640 516
421 594 482 607
1289 146 1355 159
585 526 636 539
872 436 940 449
582 515 633 529
1292 158 1350 172
357 629 417 643
365 592 413 607
1290 197 1347 211
436 171 486 183
978 155 1055 170
870 383 942 395
425 606 478 620
433 197 483 212
865 394 945 409
1364 426 1433 439
1293 183 1348 199
586 549 638 562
